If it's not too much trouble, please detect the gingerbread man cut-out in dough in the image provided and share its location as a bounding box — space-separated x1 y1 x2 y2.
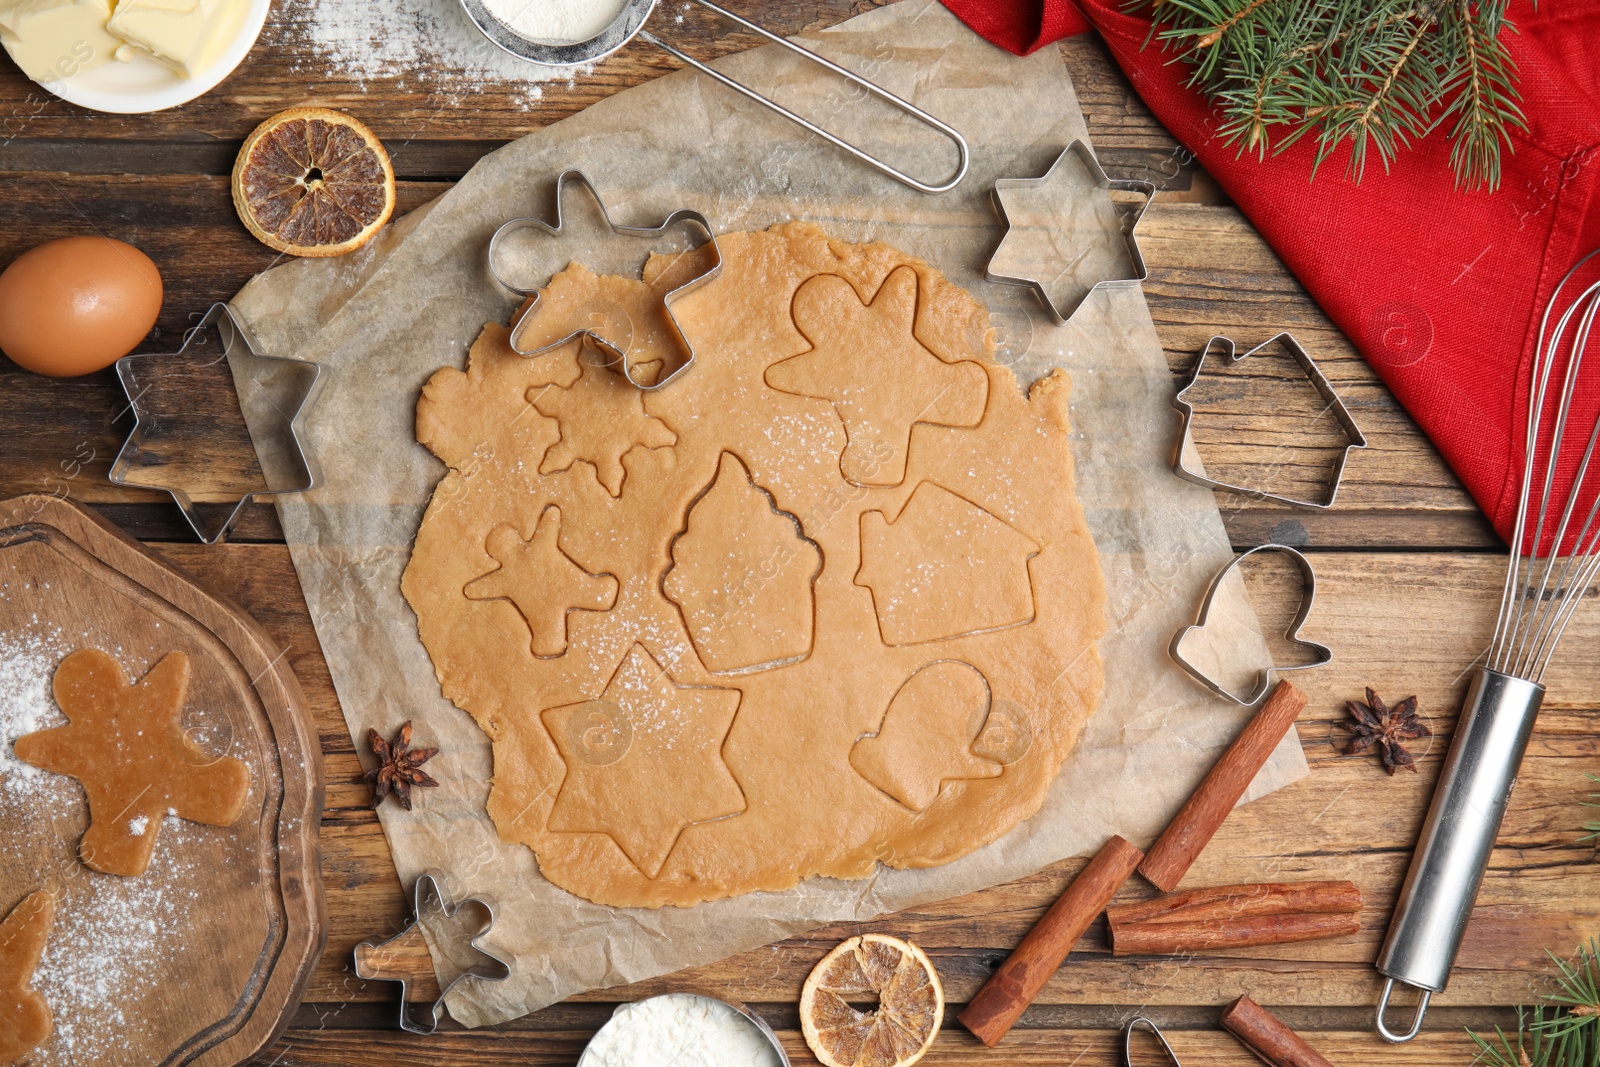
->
851 661 1001 811
0 890 55 1065
534 354 677 497
542 645 744 878
465 506 620 658
856 482 1041 646
14 650 251 878
765 266 988 487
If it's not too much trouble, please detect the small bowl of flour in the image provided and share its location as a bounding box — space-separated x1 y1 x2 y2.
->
579 993 789 1067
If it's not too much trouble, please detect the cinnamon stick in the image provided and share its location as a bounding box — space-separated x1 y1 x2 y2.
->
1220 995 1336 1067
1110 912 1359 956
957 835 1144 1048
1106 880 1361 927
1139 681 1308 892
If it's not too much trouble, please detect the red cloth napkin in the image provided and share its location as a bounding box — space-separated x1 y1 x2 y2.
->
943 0 1600 549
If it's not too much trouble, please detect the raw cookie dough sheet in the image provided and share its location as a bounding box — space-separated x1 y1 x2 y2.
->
232 0 1308 1026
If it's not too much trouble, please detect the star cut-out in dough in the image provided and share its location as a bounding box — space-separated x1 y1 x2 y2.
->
14 649 252 877
465 506 619 658
986 140 1153 326
765 265 988 487
542 645 744 878
0 890 55 1065
534 354 678 496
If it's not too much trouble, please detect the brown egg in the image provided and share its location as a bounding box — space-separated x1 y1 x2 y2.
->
0 236 164 377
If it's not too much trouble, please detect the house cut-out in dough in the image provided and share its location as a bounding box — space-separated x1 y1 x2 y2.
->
856 482 1041 646
465 506 619 658
541 644 745 878
850 661 1002 811
663 452 824 674
765 266 987 488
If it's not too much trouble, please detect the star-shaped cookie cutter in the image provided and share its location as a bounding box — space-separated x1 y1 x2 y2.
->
1173 333 1368 509
107 302 321 544
1170 543 1333 706
352 869 511 1035
487 170 723 391
986 140 1155 326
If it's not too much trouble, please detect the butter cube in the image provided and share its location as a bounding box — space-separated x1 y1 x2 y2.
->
106 0 246 78
0 0 120 82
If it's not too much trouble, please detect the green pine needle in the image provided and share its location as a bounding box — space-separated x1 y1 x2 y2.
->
1125 0 1527 190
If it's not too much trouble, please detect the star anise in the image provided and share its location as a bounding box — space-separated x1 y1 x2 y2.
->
364 721 439 810
1342 688 1430 774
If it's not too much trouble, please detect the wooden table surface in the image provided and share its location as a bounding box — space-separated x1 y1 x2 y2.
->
2 1 1597 1063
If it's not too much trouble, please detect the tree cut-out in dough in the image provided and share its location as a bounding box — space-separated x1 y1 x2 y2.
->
851 661 1002 811
0 890 55 1065
856 482 1040 646
534 354 677 496
663 452 823 674
465 506 619 658
14 650 251 877
765 266 988 487
542 645 745 878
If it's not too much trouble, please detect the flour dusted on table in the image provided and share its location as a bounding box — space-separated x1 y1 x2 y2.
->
582 994 783 1067
483 0 628 43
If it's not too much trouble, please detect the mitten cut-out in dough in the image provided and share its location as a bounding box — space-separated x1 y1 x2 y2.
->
856 482 1041 646
663 452 823 674
13 649 251 877
465 506 619 658
535 352 678 497
541 645 745 878
0 890 55 1065
850 661 1001 811
765 266 988 487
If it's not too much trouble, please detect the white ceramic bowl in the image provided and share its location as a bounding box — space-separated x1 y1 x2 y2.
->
32 0 271 114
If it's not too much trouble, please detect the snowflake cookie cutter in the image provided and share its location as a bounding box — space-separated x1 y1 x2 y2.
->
487 170 723 391
108 302 321 544
1170 543 1332 706
985 139 1155 326
1173 333 1368 509
352 869 511 1035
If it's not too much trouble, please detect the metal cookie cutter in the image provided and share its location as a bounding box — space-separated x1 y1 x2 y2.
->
1173 334 1368 509
488 170 722 391
458 0 968 194
986 140 1155 326
1123 1017 1184 1066
1170 544 1333 706
353 869 511 1035
108 302 321 544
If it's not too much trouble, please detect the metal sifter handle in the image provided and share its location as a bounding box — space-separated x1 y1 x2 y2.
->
1375 667 1545 1041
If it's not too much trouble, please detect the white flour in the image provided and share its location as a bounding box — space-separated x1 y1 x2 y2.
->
582 994 784 1067
484 0 628 43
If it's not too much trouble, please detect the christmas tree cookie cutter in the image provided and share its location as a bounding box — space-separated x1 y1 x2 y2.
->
1172 333 1368 509
353 869 512 1034
985 140 1155 326
486 170 723 391
1170 543 1333 706
108 302 322 544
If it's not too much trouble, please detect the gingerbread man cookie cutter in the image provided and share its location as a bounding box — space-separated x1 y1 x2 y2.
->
353 869 511 1034
1170 543 1333 706
486 170 723 391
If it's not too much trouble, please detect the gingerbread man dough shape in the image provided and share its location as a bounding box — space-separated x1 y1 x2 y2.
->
0 890 55 1064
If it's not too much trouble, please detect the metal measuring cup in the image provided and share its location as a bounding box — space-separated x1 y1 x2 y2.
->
458 0 969 193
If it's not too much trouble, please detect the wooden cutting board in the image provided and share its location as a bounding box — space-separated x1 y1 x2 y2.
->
0 494 325 1067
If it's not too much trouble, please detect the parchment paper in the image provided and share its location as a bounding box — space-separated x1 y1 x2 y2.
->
231 0 1309 1027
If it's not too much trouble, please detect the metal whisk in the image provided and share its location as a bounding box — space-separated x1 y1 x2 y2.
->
1376 248 1600 1041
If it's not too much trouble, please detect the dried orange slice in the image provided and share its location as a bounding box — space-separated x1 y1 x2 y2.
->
232 107 395 258
801 934 943 1067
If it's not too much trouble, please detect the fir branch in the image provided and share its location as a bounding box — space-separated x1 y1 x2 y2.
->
1126 0 1527 190
1466 939 1600 1065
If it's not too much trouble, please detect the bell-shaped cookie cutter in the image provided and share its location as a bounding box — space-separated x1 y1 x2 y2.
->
352 868 511 1035
986 139 1155 326
1173 333 1367 509
1170 543 1333 706
487 170 722 391
108 302 321 544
